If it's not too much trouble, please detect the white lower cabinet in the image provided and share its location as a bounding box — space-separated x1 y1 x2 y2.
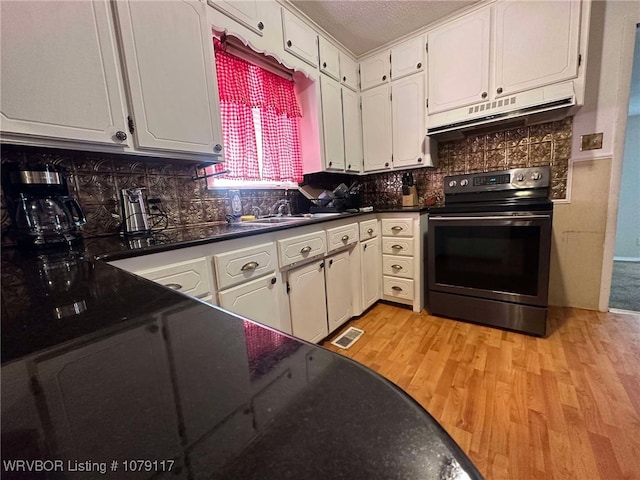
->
288 259 328 343
325 250 352 333
361 237 382 311
218 274 284 332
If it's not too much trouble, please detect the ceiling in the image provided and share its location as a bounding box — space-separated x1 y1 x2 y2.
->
290 0 480 56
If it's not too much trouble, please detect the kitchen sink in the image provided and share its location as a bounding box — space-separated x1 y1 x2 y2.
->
236 212 342 226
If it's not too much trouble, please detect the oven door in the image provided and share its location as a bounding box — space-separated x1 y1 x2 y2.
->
427 213 552 306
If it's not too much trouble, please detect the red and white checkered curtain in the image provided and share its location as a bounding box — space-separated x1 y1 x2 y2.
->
212 39 302 182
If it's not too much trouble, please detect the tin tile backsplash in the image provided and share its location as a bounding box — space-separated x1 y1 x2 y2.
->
0 145 296 245
359 117 572 208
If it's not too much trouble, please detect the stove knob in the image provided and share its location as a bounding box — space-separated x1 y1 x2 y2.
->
448 180 457 188
515 173 525 182
460 179 469 187
531 171 541 181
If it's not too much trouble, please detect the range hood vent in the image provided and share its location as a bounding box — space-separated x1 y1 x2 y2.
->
427 82 578 141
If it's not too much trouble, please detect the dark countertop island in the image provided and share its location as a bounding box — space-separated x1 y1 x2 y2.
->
1 214 481 480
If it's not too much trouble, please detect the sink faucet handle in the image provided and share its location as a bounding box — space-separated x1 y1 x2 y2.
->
251 206 262 218
278 199 291 216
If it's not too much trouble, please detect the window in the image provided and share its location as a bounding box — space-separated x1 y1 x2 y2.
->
207 40 303 187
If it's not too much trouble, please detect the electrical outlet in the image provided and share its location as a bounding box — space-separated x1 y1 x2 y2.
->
580 133 603 151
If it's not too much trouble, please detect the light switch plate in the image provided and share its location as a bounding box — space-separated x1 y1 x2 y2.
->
580 133 603 151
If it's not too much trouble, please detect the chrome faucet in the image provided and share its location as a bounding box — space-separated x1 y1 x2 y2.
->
269 199 291 217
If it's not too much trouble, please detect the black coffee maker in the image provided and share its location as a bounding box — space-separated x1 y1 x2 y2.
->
3 163 86 249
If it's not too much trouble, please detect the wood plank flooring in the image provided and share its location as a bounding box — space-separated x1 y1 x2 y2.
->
322 303 640 480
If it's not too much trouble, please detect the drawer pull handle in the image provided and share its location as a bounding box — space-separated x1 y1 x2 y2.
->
391 226 403 231
241 261 259 271
391 286 403 292
391 244 403 250
300 246 312 254
367 228 374 234
341 234 349 242
391 264 403 269
165 283 182 291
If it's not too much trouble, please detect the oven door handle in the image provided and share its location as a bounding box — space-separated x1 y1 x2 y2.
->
429 214 551 221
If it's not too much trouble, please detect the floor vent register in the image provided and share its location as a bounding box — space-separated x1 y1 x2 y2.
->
331 327 365 349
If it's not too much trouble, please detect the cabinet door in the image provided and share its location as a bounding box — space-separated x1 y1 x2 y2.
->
218 274 286 333
288 260 328 343
360 51 391 91
325 251 353 334
493 0 581 98
342 87 363 173
208 0 265 36
361 238 382 311
320 75 345 171
282 8 318 67
319 37 340 80
114 0 223 157
427 7 491 114
0 1 128 146
391 35 425 81
339 53 359 91
361 85 392 172
392 74 426 168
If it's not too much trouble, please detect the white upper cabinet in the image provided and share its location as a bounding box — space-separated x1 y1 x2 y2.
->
391 35 425 81
319 37 340 80
492 0 582 98
114 0 223 157
392 74 427 168
342 87 363 173
207 0 266 36
427 6 491 115
281 8 318 67
360 50 391 91
340 53 359 91
361 84 392 172
319 75 345 171
0 1 129 146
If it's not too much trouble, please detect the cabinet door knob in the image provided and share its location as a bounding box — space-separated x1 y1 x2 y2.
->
287 40 292 47
391 226 403 231
364 243 368 251
214 143 222 153
348 164 351 169
367 228 374 234
329 259 333 266
385 162 389 167
343 76 346 82
417 157 422 163
270 277 277 285
257 21 264 31
382 75 387 81
115 130 127 141
341 234 349 242
497 87 503 94
165 283 182 290
240 261 259 271
417 62 422 69
319 262 325 269
391 264 403 270
391 286 403 292
323 62 327 68
481 92 488 99
329 161 333 167
300 246 312 254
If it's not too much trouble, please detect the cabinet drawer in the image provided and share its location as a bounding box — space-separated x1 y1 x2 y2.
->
382 255 414 279
383 276 414 301
278 230 327 267
381 237 414 256
359 219 379 240
381 218 414 237
138 258 209 298
326 223 358 252
213 242 277 290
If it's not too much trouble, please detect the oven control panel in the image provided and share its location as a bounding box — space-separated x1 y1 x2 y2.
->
445 167 549 194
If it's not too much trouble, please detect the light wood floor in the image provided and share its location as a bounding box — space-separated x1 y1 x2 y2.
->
323 303 640 480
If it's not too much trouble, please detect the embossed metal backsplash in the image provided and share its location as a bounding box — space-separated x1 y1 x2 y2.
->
359 117 572 208
0 145 296 245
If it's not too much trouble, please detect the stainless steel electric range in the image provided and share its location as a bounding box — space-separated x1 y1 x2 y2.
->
427 167 553 337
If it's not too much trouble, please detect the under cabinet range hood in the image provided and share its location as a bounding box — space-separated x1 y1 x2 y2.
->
426 82 578 140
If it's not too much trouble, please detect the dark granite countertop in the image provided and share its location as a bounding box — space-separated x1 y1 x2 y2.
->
1 241 482 479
